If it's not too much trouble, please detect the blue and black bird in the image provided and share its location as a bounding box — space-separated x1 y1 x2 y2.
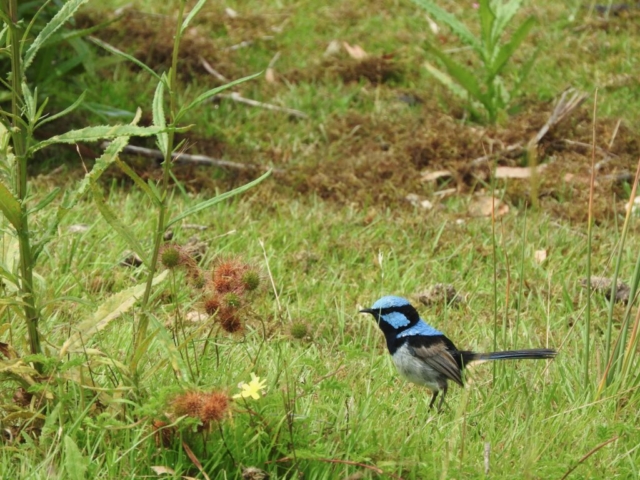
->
360 295 556 411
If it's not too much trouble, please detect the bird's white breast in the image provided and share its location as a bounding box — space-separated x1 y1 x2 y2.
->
392 343 441 391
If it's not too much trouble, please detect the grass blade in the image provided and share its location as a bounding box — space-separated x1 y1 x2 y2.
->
91 185 149 268
89 36 162 82
425 43 486 106
488 16 535 82
177 72 262 121
167 169 271 227
181 0 208 35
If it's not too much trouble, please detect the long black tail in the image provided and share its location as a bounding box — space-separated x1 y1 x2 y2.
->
462 348 557 364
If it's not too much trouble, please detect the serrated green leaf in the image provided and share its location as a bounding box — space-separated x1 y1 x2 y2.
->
91 185 149 269
33 136 133 260
177 72 262 121
168 169 271 227
59 270 168 357
24 0 89 71
181 0 208 35
64 435 87 480
29 124 178 154
0 180 22 230
36 91 87 129
488 16 535 82
89 36 161 82
412 0 481 53
423 62 483 119
491 0 525 44
152 79 168 155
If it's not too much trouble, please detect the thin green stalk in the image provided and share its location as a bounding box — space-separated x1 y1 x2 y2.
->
584 90 598 388
131 0 186 370
514 208 527 347
7 0 42 361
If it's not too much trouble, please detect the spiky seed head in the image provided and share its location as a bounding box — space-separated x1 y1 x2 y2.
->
242 270 260 291
160 245 182 269
204 295 221 315
171 391 203 418
223 292 241 308
200 392 229 424
290 322 308 339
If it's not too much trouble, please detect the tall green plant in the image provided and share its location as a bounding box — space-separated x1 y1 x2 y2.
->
0 0 175 371
87 0 271 380
414 0 537 123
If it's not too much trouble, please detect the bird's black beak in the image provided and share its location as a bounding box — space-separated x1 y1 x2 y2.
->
359 308 373 314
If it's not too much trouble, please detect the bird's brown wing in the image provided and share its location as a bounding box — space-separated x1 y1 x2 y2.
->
408 337 464 387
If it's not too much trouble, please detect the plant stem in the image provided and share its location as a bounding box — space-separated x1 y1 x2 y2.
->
7 0 42 362
131 0 186 372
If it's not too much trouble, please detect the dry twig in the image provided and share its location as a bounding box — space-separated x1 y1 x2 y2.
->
214 92 308 119
102 141 278 172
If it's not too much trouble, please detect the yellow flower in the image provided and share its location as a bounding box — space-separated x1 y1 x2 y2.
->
233 373 267 400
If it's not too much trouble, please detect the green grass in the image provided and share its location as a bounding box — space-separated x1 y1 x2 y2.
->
3 0 640 478
3 184 640 478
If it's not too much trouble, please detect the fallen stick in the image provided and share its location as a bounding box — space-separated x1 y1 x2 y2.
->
199 56 228 82
101 141 275 172
213 92 308 119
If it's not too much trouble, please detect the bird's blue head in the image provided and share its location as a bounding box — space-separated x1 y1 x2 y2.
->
359 295 421 332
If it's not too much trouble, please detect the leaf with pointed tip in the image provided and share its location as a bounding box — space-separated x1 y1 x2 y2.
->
181 0 208 35
29 124 181 154
91 185 149 268
33 136 134 260
177 72 262 121
37 91 87 128
488 16 535 82
59 270 168 357
89 36 161 81
0 181 21 230
152 79 168 155
168 170 271 227
24 0 89 71
425 43 487 107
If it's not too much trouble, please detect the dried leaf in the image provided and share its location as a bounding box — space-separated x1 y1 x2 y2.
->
265 67 276 83
59 270 168 356
468 196 509 217
151 466 176 475
324 40 342 57
342 41 368 60
182 441 211 480
534 249 548 264
421 170 452 182
68 224 89 234
225 7 238 18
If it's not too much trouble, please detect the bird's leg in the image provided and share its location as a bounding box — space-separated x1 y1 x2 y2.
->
428 391 439 410
437 384 448 413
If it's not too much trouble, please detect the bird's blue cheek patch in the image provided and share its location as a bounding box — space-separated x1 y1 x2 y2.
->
380 311 411 328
